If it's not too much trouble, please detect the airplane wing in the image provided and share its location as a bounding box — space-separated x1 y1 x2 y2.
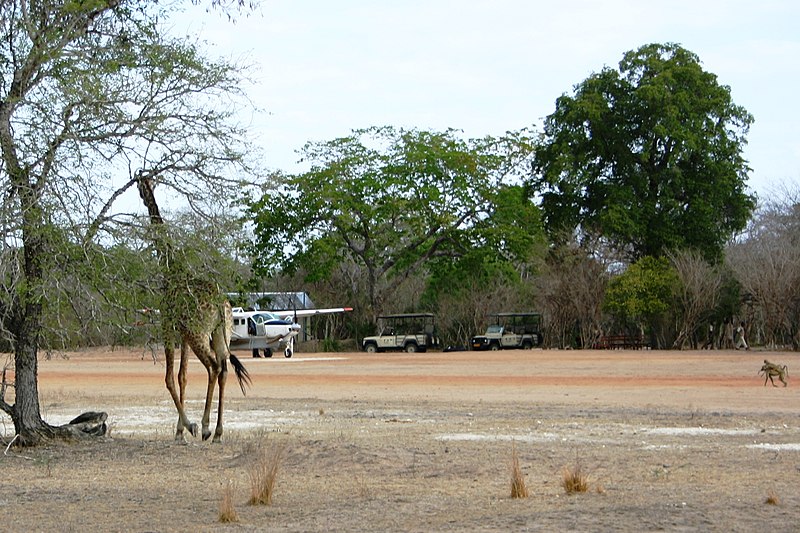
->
272 307 353 320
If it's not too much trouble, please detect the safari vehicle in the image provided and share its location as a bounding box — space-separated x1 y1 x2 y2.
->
471 312 543 351
362 313 441 353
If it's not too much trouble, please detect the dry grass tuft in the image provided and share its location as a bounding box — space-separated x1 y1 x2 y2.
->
765 489 780 505
248 444 285 506
218 479 239 523
355 474 370 499
561 460 590 494
510 443 529 499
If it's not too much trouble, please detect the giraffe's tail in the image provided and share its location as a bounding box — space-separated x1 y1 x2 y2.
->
230 353 252 395
221 299 251 395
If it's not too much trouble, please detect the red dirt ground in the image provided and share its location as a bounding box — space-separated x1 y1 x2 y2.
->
30 346 798 412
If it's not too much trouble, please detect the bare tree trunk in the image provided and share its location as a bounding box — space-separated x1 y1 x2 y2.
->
3 219 107 445
1 149 53 444
12 334 52 445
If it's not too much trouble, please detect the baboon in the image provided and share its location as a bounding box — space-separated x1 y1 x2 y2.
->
759 360 788 387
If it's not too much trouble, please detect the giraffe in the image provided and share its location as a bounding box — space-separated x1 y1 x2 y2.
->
136 172 250 442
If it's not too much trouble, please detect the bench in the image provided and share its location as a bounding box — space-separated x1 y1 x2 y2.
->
593 335 648 350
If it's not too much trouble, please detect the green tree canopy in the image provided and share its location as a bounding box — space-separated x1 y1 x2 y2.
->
246 126 540 320
604 256 678 347
531 43 755 262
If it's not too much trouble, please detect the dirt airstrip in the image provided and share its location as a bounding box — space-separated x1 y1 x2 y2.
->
1 347 799 532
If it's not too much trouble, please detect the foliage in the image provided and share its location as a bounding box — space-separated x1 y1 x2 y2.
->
197 0 259 16
726 191 800 349
604 256 678 346
427 263 537 348
246 126 539 321
532 42 755 262
420 184 545 345
668 249 724 349
536 244 609 349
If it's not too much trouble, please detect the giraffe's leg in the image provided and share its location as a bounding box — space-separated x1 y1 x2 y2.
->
174 339 191 441
188 335 220 441
212 299 236 442
164 339 197 439
213 356 228 443
201 360 220 441
210 321 231 442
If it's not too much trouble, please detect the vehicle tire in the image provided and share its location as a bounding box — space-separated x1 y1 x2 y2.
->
490 343 501 351
405 343 418 353
284 348 292 358
364 343 378 353
521 341 533 350
252 349 261 358
264 348 273 358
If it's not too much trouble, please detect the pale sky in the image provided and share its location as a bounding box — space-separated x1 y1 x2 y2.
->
176 0 800 197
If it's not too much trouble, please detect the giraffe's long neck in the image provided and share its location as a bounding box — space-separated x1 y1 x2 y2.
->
136 172 223 332
136 174 172 268
136 173 163 225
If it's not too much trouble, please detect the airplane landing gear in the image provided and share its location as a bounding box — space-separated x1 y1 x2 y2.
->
285 338 294 358
252 348 273 358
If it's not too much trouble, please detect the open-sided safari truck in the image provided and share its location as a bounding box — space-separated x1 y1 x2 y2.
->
362 313 441 353
471 312 543 351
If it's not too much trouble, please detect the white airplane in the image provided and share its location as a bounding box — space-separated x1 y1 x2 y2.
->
230 307 352 358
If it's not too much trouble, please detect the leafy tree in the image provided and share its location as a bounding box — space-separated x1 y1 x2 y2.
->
604 256 678 348
421 183 546 344
531 43 755 262
247 126 538 321
0 1 255 446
